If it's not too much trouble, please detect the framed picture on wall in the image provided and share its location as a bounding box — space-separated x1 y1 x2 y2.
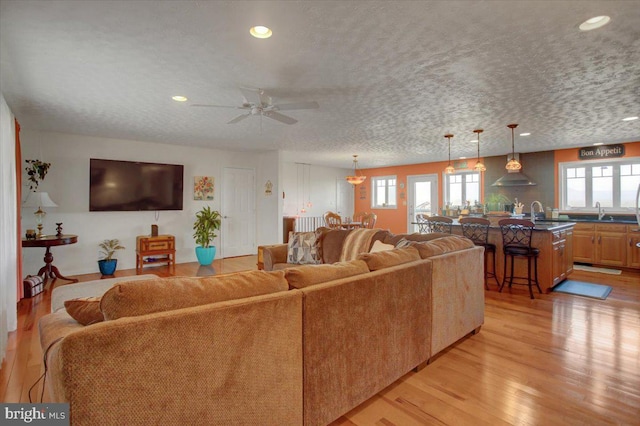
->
194 176 214 200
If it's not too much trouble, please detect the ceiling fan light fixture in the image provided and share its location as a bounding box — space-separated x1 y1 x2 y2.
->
506 124 522 171
346 155 366 185
250 25 272 39
579 15 610 31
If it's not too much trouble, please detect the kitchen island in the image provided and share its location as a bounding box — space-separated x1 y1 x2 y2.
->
451 221 576 293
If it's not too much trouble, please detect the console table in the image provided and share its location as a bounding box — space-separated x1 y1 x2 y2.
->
22 234 79 283
136 234 176 274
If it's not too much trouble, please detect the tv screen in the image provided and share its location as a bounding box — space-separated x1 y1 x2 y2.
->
90 159 184 211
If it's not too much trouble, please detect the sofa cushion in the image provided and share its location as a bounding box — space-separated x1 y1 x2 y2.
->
369 240 395 253
314 227 352 264
407 235 476 259
64 297 104 326
285 260 369 289
382 232 451 246
100 270 288 320
287 232 321 265
357 246 420 271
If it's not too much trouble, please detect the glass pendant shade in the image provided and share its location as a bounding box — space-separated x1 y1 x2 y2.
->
346 155 366 185
473 129 486 172
505 124 522 170
444 134 455 174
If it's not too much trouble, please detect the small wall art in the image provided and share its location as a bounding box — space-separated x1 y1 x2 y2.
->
194 176 214 201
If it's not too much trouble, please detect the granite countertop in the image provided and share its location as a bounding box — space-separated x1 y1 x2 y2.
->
451 220 576 231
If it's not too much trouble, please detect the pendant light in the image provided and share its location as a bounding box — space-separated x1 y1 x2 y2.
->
505 124 522 171
345 155 366 185
444 134 455 174
473 129 486 172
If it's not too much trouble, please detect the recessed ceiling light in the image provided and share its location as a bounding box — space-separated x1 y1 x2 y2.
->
469 139 478 143
622 116 638 121
250 25 272 39
593 142 604 146
172 95 188 102
459 157 467 160
579 15 611 31
520 133 531 136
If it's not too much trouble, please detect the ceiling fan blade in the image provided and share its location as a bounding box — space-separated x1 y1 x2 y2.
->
264 111 298 125
191 104 244 109
275 101 319 111
227 113 251 124
239 88 264 106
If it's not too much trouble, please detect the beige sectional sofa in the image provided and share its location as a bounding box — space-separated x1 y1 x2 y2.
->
39 231 484 426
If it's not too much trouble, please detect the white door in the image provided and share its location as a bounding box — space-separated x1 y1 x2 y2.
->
407 174 439 233
222 167 256 257
336 178 354 219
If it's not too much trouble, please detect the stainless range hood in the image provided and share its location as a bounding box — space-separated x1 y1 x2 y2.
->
491 154 537 187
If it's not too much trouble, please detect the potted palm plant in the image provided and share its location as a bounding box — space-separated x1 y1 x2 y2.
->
193 206 221 265
98 239 125 276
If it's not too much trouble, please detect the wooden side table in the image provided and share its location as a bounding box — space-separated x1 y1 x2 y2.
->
136 234 176 274
22 234 79 283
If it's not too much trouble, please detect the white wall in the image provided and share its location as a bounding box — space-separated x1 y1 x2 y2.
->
20 130 280 276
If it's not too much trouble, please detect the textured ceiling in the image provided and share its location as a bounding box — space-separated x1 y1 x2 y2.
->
1 0 639 168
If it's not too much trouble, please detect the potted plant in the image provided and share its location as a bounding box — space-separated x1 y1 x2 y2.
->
98 239 125 276
193 206 221 266
25 159 51 191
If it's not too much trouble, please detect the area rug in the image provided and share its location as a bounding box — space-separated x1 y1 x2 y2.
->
573 264 622 275
553 280 612 300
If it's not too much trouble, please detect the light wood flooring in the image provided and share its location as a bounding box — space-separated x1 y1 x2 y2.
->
1 258 639 425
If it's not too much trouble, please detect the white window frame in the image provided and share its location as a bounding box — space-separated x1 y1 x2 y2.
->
443 171 480 207
559 157 640 213
371 175 397 209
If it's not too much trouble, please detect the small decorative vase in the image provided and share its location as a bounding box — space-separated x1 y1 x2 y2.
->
98 259 118 276
195 246 216 266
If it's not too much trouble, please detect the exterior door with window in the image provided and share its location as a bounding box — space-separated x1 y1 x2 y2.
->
222 167 256 257
407 174 438 233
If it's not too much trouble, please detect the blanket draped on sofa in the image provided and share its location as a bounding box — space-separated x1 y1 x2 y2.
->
339 228 380 261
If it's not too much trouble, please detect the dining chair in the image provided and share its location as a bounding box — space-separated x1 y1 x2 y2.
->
323 211 342 229
361 213 377 229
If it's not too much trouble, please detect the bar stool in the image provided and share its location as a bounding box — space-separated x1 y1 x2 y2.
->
459 217 498 290
498 219 542 299
424 216 453 233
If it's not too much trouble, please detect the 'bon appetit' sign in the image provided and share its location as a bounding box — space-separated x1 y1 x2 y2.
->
578 144 625 160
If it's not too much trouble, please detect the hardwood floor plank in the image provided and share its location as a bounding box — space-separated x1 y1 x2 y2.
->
2 258 639 426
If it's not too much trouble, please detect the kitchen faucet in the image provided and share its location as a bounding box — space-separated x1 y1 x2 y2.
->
595 201 605 220
530 201 543 224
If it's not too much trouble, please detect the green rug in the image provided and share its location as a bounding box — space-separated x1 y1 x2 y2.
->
553 280 612 300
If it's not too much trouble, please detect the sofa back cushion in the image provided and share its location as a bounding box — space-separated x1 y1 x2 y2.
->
382 231 451 246
314 227 352 264
101 270 288 320
285 260 369 289
402 235 475 259
357 246 420 271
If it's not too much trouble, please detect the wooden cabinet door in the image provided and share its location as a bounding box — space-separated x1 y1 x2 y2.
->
628 230 640 268
573 231 596 263
564 229 574 276
596 231 626 267
552 241 566 286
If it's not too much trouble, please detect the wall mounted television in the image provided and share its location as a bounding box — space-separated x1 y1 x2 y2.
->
90 159 184 211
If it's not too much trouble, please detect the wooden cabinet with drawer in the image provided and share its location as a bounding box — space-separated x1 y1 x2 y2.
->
572 222 638 269
628 225 640 269
136 234 176 273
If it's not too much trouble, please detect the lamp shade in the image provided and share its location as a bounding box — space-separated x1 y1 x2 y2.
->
23 191 58 208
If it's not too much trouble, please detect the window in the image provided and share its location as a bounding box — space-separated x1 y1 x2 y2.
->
560 158 640 211
444 171 480 207
371 176 397 208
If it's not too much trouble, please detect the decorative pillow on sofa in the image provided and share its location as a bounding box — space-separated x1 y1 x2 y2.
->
285 259 370 289
100 270 288 320
287 231 321 265
369 240 395 253
64 297 104 326
357 246 420 271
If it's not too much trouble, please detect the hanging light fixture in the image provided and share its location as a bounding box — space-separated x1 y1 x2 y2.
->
444 134 455 174
473 129 486 172
345 155 366 185
505 124 522 171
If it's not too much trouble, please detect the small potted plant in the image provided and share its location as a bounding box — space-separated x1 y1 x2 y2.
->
25 159 51 191
193 206 221 266
98 239 125 276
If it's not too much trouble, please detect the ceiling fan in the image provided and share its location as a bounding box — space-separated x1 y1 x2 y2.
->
191 88 319 125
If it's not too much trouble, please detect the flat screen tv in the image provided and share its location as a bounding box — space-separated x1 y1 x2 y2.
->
90 159 184 211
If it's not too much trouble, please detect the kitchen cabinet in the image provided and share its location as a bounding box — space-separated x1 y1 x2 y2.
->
628 226 640 269
552 228 573 286
573 223 596 263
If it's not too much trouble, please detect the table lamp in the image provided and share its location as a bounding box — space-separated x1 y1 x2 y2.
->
23 191 58 238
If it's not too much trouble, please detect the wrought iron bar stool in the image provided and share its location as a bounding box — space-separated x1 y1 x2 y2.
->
459 217 498 290
423 216 453 234
498 219 542 299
